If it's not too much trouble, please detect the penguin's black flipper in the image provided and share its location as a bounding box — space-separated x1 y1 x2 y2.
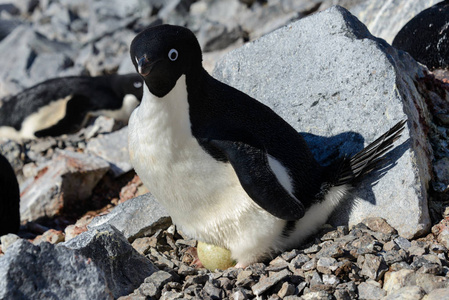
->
34 94 92 137
209 138 305 221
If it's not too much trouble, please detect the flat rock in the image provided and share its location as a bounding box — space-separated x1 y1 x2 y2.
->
88 193 172 242
87 127 132 177
19 149 109 222
213 6 432 239
64 224 158 298
384 286 425 300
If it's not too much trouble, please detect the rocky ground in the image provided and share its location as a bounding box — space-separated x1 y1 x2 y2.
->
1 0 449 299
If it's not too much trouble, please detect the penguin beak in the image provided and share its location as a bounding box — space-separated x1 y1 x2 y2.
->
137 56 151 76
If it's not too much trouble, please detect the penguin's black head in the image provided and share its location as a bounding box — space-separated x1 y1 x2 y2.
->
112 73 144 100
130 24 203 98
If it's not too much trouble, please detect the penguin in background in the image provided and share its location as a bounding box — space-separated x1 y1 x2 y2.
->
128 24 405 267
392 0 449 71
0 73 143 140
0 152 20 236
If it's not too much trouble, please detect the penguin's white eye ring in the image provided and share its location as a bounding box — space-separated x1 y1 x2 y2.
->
168 49 178 61
133 81 142 88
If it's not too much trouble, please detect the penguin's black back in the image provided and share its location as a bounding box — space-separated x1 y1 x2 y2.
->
0 153 20 235
187 69 326 208
0 73 142 131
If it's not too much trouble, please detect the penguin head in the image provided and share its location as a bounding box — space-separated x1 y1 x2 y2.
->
111 73 144 100
130 24 203 98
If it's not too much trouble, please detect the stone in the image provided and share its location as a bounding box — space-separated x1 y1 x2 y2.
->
394 236 412 251
384 286 425 300
19 149 109 222
423 288 449 300
277 281 295 298
317 257 338 274
360 254 388 281
301 290 333 300
251 269 291 296
214 6 432 240
357 281 386 299
383 269 449 294
32 229 65 245
291 253 310 269
88 193 171 242
87 127 133 177
203 280 224 299
0 239 112 299
139 271 176 298
63 224 158 298
0 233 20 252
361 217 397 237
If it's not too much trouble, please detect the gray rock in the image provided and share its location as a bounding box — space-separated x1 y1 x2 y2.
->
28 52 73 83
251 269 291 296
0 139 23 173
0 233 20 252
19 149 109 222
86 0 145 41
360 254 388 281
64 224 158 298
383 269 449 295
423 288 449 300
357 281 386 299
213 6 432 240
89 193 172 242
0 25 36 97
0 239 113 299
394 236 412 251
277 281 296 298
317 257 338 274
87 127 132 177
384 286 425 300
138 271 176 298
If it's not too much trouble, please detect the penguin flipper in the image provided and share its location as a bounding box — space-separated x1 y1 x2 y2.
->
209 139 305 221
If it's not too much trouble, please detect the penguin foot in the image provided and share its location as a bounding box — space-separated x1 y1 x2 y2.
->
234 262 248 269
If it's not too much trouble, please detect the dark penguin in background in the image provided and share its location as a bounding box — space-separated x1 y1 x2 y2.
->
0 73 143 140
0 153 20 236
128 24 405 267
393 0 449 70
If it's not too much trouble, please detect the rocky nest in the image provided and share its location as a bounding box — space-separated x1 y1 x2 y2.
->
118 216 449 299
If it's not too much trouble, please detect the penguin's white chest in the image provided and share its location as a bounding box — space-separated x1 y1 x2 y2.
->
128 76 271 247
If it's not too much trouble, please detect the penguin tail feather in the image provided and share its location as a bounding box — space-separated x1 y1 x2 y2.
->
333 119 406 186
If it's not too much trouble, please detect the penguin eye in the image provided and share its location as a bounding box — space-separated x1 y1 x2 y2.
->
168 49 178 61
133 81 142 88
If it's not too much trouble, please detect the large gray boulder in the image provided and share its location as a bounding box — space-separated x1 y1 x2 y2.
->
0 224 157 299
0 239 112 299
64 224 158 298
213 6 432 239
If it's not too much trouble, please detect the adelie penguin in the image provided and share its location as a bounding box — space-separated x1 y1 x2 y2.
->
0 73 143 140
128 24 406 268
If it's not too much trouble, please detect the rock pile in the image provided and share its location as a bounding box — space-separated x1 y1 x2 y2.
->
107 215 449 299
